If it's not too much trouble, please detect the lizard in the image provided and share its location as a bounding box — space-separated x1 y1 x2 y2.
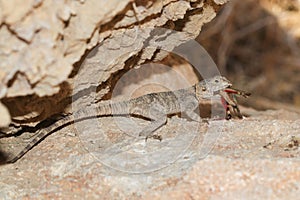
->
6 75 250 163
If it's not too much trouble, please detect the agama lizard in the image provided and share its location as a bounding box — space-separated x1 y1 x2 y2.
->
6 75 250 163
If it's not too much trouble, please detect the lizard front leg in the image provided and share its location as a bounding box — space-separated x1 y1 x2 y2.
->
182 95 202 122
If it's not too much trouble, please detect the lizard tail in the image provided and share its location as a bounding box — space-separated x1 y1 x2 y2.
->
7 101 131 163
7 114 75 163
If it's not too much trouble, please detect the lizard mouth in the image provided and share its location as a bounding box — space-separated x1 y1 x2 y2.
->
224 86 251 98
219 86 251 119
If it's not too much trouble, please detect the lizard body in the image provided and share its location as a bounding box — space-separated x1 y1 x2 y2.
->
7 75 249 163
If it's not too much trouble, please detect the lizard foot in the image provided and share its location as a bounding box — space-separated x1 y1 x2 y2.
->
145 134 162 142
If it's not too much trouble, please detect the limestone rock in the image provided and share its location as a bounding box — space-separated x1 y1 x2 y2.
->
0 0 226 129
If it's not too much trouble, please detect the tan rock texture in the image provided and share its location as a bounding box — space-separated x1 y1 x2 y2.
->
0 0 226 129
1 1 300 199
0 108 299 199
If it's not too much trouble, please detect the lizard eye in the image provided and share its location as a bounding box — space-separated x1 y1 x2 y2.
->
202 86 207 91
215 79 219 83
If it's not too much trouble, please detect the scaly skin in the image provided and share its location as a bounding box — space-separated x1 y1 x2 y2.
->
7 75 250 163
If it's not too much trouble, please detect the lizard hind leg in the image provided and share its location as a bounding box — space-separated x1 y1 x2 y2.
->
138 104 167 141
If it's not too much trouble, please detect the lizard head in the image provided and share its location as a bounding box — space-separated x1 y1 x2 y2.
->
195 75 251 119
195 75 232 99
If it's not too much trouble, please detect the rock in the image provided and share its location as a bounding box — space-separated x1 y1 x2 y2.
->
0 108 299 199
0 0 226 130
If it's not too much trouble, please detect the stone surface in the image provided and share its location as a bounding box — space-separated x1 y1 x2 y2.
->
1 1 299 198
0 108 299 199
0 0 225 129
